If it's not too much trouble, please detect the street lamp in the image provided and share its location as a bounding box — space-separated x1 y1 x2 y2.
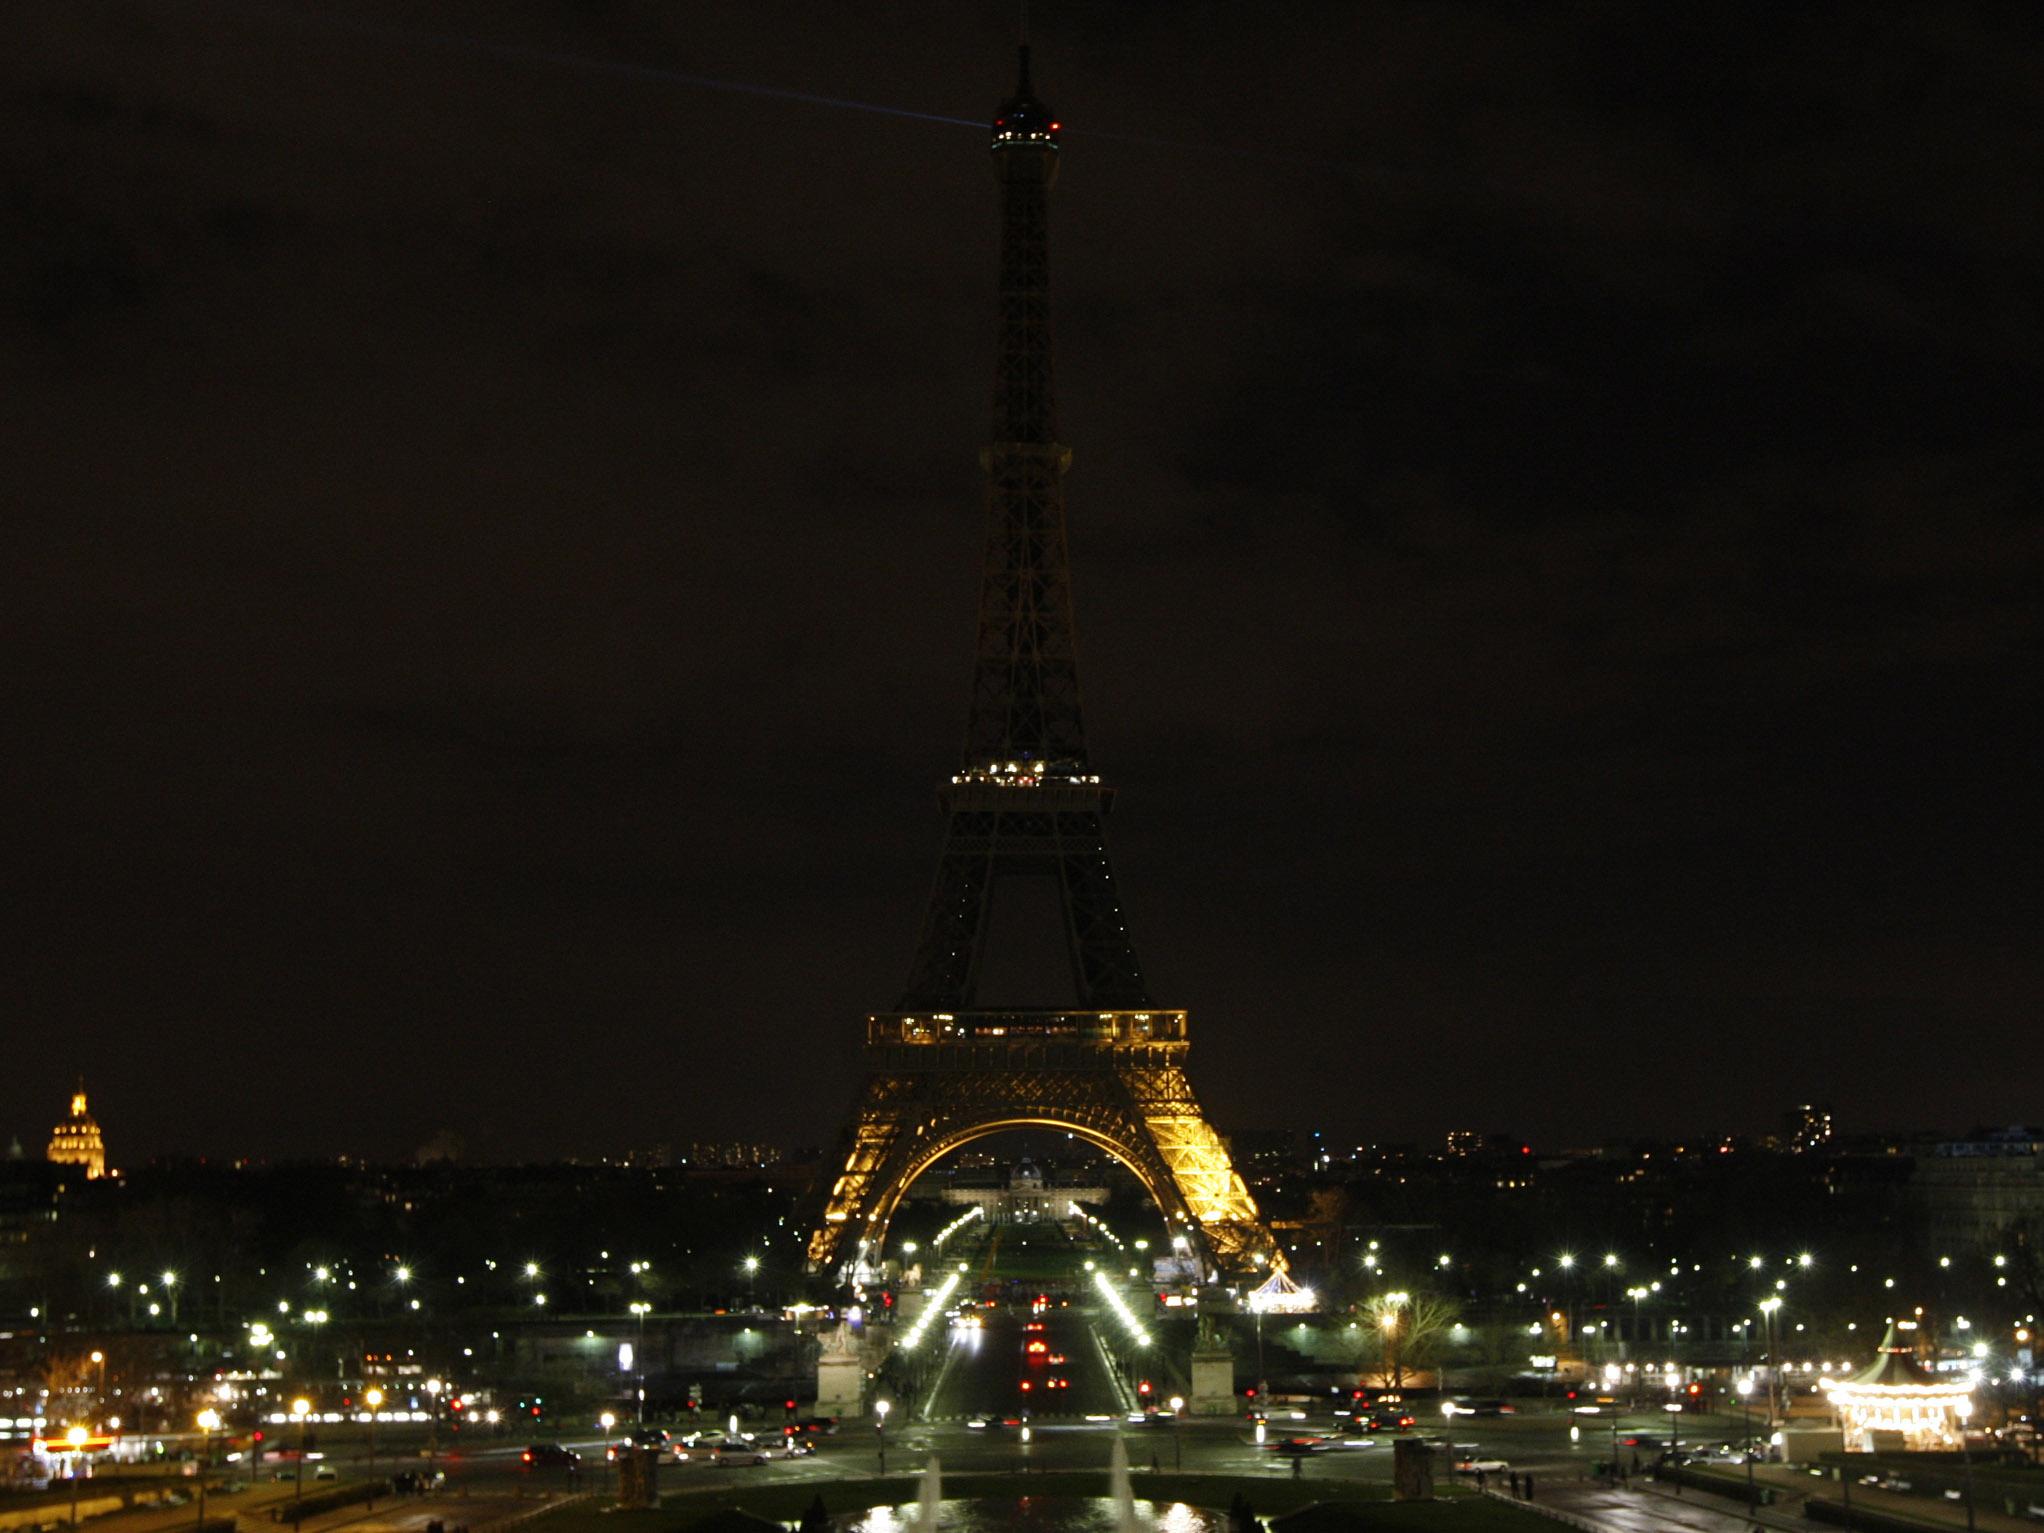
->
875 1399 891 1473
290 1398 311 1523
195 1409 220 1531
1955 1398 1977 1533
1168 1396 1184 1470
66 1426 90 1527
1757 1298 1784 1426
363 1388 383 1474
629 1302 652 1422
1735 1376 1756 1504
743 1255 760 1311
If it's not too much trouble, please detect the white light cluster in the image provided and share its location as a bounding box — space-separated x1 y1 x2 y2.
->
1093 1268 1150 1347
1069 1203 1127 1252
932 1206 984 1251
899 1268 965 1353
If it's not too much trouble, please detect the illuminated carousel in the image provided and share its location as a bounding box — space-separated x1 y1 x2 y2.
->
1824 1318 1973 1452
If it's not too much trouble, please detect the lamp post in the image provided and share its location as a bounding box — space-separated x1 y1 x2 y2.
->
1757 1298 1783 1428
599 1412 617 1499
363 1388 383 1476
1955 1398 1977 1533
194 1409 219 1531
1558 1254 1577 1354
875 1399 891 1474
66 1426 89 1527
629 1302 651 1422
1249 1293 1267 1401
1168 1396 1184 1471
290 1398 311 1524
1735 1376 1756 1504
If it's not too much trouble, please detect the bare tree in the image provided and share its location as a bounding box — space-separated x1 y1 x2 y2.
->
1356 1290 1462 1392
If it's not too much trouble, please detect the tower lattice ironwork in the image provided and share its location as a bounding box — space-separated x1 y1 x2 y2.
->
808 49 1279 1281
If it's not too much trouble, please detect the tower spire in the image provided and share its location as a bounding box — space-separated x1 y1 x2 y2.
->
897 50 1137 1010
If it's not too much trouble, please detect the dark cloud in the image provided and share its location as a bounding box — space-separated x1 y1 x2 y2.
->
3 2 2039 1162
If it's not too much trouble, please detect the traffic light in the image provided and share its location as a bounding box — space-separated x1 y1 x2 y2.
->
1138 1380 1152 1397
784 1399 797 1418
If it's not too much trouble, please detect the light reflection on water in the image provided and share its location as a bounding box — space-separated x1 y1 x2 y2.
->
845 1500 1222 1533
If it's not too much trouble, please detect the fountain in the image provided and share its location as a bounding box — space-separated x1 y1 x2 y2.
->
1108 1438 1139 1533
917 1456 944 1530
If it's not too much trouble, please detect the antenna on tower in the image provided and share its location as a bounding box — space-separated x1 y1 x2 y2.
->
1017 0 1032 90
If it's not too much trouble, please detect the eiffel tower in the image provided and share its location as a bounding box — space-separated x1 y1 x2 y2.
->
807 47 1280 1282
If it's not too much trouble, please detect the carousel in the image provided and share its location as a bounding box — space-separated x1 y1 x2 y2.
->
1823 1318 1973 1452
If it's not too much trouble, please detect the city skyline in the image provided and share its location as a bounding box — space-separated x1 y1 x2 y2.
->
7 5 2040 1162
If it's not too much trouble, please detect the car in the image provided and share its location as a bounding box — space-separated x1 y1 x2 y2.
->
1447 1399 1513 1418
966 1416 1023 1431
1267 1436 1330 1457
791 1418 839 1436
627 1427 670 1448
1453 1456 1509 1475
1367 1411 1415 1432
713 1443 770 1467
681 1429 754 1449
765 1438 815 1459
313 1466 337 1481
520 1444 582 1469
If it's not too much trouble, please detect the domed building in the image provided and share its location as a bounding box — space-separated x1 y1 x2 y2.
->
46 1080 108 1179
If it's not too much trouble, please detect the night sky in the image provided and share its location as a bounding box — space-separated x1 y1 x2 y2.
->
8 3 2041 1164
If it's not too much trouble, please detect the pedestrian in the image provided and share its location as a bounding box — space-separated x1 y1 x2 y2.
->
1508 1471 1519 1497
1524 1473 1535 1502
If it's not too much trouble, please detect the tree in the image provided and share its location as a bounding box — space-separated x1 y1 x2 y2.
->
1356 1290 1462 1392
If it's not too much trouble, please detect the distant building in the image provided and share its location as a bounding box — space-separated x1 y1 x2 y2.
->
683 1141 780 1169
46 1079 108 1179
1910 1126 2044 1249
1445 1130 1483 1157
937 1159 1107 1225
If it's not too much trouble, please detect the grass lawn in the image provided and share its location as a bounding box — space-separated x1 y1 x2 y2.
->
524 1471 1547 1533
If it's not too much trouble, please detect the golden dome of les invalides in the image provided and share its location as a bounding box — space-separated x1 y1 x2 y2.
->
46 1079 108 1179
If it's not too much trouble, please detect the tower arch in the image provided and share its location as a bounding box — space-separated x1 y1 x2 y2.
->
858 1113 1196 1259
